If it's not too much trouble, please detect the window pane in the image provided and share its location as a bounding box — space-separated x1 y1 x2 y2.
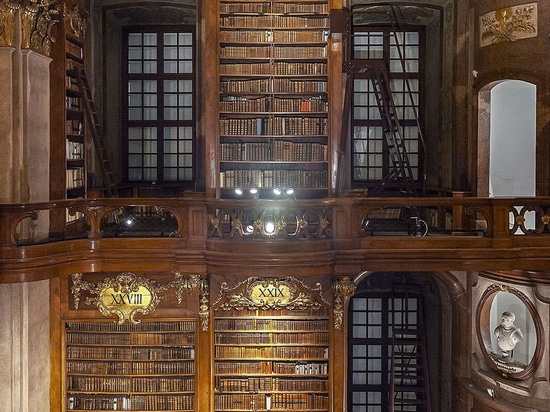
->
124 29 194 183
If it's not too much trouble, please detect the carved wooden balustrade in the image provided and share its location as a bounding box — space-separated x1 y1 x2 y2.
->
2 196 550 281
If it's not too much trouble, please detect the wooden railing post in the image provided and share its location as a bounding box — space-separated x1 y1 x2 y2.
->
490 198 513 248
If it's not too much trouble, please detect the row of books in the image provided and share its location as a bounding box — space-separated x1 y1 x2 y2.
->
220 141 327 162
216 377 328 393
220 117 327 136
132 347 195 360
132 361 195 376
65 96 82 110
67 360 132 375
214 393 328 411
67 360 195 376
66 141 83 161
67 395 130 411
220 15 328 28
66 119 83 136
68 376 195 393
221 79 270 93
220 2 328 14
220 77 327 96
132 395 194 410
132 377 195 392
214 332 328 345
65 321 196 332
273 45 326 58
219 169 328 189
66 346 195 360
214 360 327 375
214 345 327 359
66 167 84 189
66 332 194 346
221 96 327 113
220 30 326 43
66 39 83 60
214 318 328 331
67 376 131 392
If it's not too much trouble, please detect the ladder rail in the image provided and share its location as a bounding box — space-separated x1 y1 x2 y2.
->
73 67 118 197
390 289 432 412
370 69 416 195
345 5 427 196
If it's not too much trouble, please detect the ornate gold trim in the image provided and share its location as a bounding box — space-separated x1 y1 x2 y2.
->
480 3 537 47
0 2 19 47
213 276 328 312
21 0 60 56
64 3 85 38
71 271 206 324
333 276 356 330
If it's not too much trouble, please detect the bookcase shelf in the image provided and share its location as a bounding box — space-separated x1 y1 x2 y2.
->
218 0 330 198
64 320 196 412
213 310 330 412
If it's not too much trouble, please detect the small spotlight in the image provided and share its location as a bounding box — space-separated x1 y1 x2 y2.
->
273 188 282 195
285 187 295 196
265 221 276 234
249 187 258 194
235 187 244 195
125 218 134 226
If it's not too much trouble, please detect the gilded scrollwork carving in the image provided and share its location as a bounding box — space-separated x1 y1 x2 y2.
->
213 276 329 314
480 3 537 47
71 271 207 325
64 3 85 38
21 0 60 56
333 276 356 330
0 1 19 47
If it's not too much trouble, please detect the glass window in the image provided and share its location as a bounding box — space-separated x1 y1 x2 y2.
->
351 27 424 193
123 27 195 185
349 293 422 412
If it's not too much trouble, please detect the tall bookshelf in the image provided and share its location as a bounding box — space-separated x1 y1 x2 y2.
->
213 308 330 411
65 34 87 209
64 320 196 412
218 0 330 198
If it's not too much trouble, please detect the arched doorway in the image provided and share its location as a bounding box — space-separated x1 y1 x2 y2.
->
478 80 537 231
347 272 450 411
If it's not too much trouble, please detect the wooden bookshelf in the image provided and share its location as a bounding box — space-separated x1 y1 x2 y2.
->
64 320 196 411
218 0 330 198
213 308 330 412
65 34 87 203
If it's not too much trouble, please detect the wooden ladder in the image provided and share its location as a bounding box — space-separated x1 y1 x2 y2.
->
73 67 118 197
369 67 417 196
389 294 431 411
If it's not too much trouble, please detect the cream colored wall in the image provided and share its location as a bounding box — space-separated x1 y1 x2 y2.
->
0 280 50 412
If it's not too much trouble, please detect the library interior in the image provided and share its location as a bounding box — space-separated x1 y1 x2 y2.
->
2 0 550 411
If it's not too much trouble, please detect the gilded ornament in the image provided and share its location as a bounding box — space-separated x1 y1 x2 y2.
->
0 2 19 47
480 3 537 46
71 271 207 324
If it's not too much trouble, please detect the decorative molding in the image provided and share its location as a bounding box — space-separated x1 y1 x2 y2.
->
64 3 85 38
333 276 356 330
71 271 206 324
0 1 19 47
207 205 332 239
480 3 537 47
21 0 60 56
214 276 326 312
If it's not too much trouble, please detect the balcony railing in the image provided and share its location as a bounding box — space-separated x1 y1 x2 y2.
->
2 197 550 249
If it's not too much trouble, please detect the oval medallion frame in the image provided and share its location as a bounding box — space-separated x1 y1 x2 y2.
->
476 284 543 379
